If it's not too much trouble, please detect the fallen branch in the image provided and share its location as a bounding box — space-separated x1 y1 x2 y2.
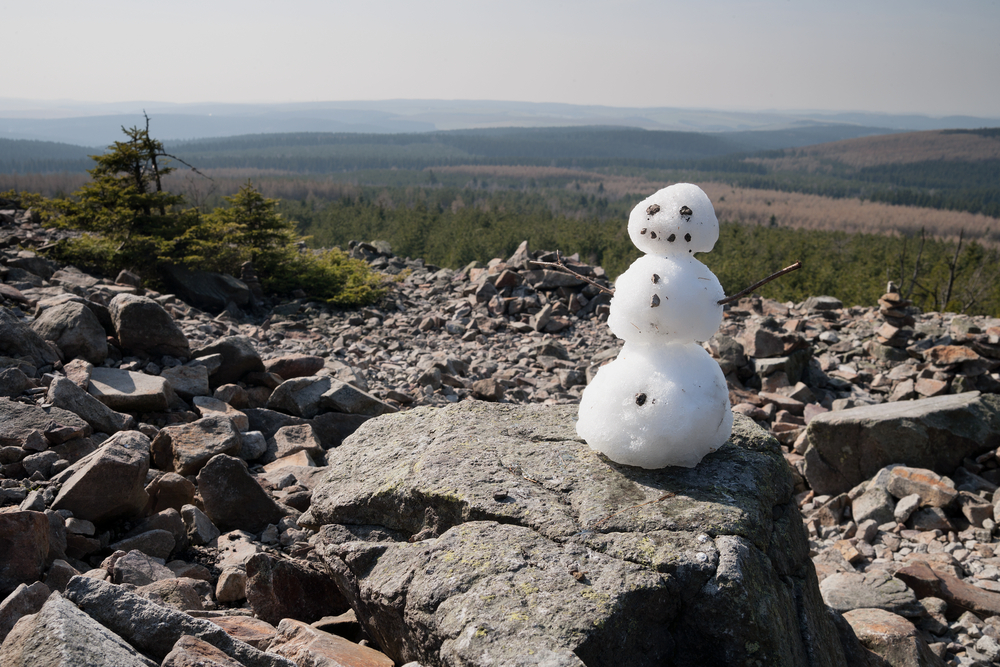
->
717 261 802 306
527 252 802 305
529 251 615 295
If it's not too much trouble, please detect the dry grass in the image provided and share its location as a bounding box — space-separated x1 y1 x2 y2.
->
699 183 997 246
750 129 1000 171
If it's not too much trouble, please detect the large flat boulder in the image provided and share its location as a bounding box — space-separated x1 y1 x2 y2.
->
88 367 173 413
304 401 866 667
802 392 1000 496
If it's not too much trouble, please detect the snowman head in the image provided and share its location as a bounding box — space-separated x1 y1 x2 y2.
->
628 183 719 255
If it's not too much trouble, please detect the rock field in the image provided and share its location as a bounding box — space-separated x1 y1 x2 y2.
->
2 201 1000 666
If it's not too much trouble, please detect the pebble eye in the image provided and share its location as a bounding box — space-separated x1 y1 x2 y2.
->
667 233 676 242
651 274 660 284
680 205 693 218
650 231 657 239
635 393 647 406
684 233 692 242
650 294 660 308
640 228 647 235
646 204 660 216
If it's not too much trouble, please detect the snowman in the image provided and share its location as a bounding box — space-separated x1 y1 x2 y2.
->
576 183 733 469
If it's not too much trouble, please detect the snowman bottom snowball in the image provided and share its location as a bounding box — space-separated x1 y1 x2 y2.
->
576 342 733 469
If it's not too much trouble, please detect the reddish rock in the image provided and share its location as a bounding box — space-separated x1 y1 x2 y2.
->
245 553 350 626
925 345 981 366
162 635 244 667
151 416 242 476
895 561 1000 619
885 467 958 507
914 377 948 397
268 619 394 667
264 355 325 380
208 616 278 650
842 608 946 667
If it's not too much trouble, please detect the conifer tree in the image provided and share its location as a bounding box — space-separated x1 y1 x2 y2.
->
55 115 194 268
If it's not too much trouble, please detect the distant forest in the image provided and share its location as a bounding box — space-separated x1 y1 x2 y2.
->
2 125 997 219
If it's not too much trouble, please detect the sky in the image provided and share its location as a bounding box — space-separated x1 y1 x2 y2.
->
6 0 1000 117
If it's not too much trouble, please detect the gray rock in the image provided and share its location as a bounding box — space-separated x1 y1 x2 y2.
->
108 529 176 561
305 402 862 667
193 395 249 431
268 424 323 463
161 264 250 311
63 576 296 666
182 504 221 546
0 582 50 644
135 577 212 612
50 430 150 524
151 415 242 476
88 366 173 413
910 507 953 532
47 376 135 435
192 336 264 386
852 487 897 526
820 571 926 617
239 431 268 461
107 549 175 586
266 375 394 419
0 591 158 667
802 392 1000 495
894 494 921 523
803 296 844 311
30 300 107 364
0 367 31 397
0 398 90 449
310 412 371 449
0 512 50 598
160 364 210 399
109 293 190 357
197 455 287 534
0 307 61 369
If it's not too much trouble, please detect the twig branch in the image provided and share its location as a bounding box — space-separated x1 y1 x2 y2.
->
717 261 802 306
529 251 614 295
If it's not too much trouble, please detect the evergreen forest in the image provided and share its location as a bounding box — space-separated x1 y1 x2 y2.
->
3 122 1000 316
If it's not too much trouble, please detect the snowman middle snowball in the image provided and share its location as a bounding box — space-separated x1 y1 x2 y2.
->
577 183 733 469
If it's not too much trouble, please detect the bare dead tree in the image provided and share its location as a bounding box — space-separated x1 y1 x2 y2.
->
939 228 964 311
904 227 926 301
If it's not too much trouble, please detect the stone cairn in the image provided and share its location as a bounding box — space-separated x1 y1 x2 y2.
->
3 193 1000 665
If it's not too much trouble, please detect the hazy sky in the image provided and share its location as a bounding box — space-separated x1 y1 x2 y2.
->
7 0 1000 117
